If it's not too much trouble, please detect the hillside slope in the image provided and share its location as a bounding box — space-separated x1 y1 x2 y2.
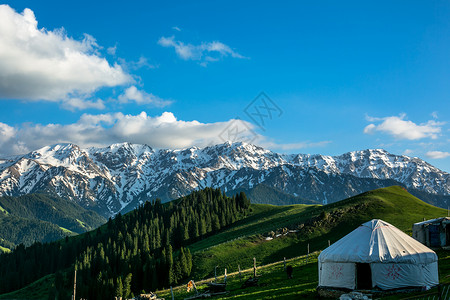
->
189 186 447 279
0 193 106 251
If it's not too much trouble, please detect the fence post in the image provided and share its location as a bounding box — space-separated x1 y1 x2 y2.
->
283 257 286 271
253 257 256 278
73 268 77 300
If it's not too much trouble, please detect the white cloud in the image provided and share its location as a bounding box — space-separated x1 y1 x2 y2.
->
172 26 181 32
364 114 444 140
158 36 246 65
61 98 106 111
0 112 262 156
426 151 450 159
118 56 157 72
403 149 414 155
0 5 131 103
107 45 117 56
118 86 172 107
0 122 27 155
0 122 16 144
364 114 382 122
363 124 376 134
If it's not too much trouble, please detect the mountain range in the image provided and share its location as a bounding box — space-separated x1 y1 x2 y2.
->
0 142 449 217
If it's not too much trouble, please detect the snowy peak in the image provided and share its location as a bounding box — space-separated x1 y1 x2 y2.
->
89 142 154 170
27 143 85 166
0 142 448 216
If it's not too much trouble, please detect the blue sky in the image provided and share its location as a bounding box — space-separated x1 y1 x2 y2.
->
0 1 449 171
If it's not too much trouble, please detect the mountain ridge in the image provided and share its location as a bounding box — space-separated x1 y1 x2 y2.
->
0 142 448 216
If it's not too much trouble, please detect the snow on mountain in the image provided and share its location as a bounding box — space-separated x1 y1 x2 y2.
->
0 142 448 216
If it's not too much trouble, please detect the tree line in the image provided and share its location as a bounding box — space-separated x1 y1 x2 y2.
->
0 188 250 299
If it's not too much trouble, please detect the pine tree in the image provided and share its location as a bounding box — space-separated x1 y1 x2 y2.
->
186 248 192 275
124 273 133 298
166 245 175 285
115 277 123 298
179 247 188 276
199 218 207 236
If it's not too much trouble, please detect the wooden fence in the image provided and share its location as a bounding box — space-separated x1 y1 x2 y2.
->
402 284 450 300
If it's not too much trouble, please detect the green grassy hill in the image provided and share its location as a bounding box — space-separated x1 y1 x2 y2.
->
230 184 319 205
1 186 448 299
157 250 450 300
188 186 447 279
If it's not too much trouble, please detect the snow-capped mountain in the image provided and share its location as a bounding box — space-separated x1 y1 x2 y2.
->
0 142 448 216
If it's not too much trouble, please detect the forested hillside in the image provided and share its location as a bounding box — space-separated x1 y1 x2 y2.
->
0 194 105 251
0 188 250 299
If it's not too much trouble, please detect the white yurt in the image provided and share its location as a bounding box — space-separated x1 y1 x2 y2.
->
318 219 439 290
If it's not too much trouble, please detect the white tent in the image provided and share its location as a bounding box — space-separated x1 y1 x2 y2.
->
318 219 439 290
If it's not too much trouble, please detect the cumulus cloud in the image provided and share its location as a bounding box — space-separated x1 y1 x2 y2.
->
158 36 246 65
0 112 325 156
118 86 172 107
0 122 27 155
364 114 444 140
0 122 16 144
0 112 262 156
0 5 131 103
426 151 450 159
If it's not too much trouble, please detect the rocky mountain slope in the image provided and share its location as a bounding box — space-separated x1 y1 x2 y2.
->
0 142 448 216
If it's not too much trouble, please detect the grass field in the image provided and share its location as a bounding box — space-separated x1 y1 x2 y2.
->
157 252 321 300
0 274 55 300
157 250 450 300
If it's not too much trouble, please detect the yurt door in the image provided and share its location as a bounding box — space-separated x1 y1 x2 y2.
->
356 263 372 290
429 224 440 247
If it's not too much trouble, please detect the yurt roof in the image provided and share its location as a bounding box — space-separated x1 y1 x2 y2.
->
319 219 437 264
414 217 450 226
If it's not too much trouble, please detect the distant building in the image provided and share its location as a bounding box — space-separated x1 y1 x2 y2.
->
412 217 450 247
